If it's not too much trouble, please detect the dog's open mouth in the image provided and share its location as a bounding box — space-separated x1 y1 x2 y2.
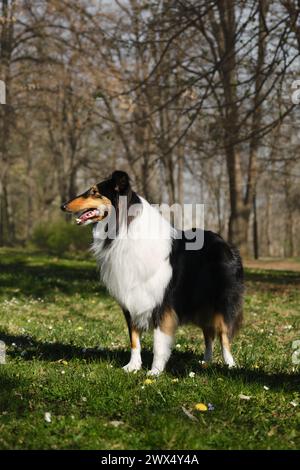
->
75 208 108 225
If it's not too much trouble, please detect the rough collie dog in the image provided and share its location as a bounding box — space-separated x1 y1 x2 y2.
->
61 171 243 375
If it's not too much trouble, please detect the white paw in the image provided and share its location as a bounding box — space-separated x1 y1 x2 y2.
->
227 361 236 369
123 361 142 373
147 367 163 376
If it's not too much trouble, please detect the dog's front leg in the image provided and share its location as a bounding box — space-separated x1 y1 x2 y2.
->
122 310 142 372
148 308 178 376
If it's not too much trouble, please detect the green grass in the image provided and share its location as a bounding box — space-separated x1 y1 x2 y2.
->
0 248 299 450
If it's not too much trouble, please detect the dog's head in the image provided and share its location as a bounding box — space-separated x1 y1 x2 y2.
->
61 170 132 226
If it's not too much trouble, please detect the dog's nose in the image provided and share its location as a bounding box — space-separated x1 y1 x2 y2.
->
61 203 67 211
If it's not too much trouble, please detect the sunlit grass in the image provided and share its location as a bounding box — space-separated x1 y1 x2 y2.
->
0 248 299 449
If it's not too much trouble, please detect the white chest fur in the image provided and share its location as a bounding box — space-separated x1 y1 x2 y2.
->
92 197 174 330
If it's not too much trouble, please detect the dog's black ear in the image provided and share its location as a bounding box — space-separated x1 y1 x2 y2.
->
111 171 130 194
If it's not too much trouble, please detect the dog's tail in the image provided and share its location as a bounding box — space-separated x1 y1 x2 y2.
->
214 241 244 340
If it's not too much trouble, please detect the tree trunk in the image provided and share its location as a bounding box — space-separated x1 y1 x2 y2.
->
177 147 184 206
215 1 250 254
284 207 294 258
0 179 10 245
26 140 33 239
253 194 259 259
0 0 15 245
283 166 294 258
210 0 268 256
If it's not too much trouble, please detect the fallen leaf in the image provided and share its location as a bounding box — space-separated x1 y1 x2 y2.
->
268 426 278 437
182 406 198 422
239 394 251 400
195 403 208 411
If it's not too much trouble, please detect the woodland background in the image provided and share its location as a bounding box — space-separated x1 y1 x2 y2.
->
1 0 300 258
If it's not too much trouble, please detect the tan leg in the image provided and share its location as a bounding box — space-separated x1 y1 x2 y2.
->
123 311 142 372
214 314 236 368
148 308 178 376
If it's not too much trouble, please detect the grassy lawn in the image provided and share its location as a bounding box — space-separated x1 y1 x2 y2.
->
0 248 299 450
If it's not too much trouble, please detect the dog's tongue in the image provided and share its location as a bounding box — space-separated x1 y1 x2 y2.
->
76 209 99 224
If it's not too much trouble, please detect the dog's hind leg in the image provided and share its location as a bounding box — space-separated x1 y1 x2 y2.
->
214 314 236 368
148 308 178 376
122 310 142 372
202 326 215 363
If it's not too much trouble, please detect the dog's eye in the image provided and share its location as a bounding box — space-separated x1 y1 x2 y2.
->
90 188 100 197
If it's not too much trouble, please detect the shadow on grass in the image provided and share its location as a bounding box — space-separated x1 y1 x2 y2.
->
1 331 299 393
1 258 299 300
245 269 300 286
0 369 32 415
0 261 107 299
0 329 145 368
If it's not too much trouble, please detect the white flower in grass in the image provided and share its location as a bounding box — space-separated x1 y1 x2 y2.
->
44 412 51 423
263 386 269 390
189 372 195 378
239 393 251 400
110 420 124 427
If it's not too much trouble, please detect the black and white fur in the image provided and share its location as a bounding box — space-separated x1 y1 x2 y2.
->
62 171 244 375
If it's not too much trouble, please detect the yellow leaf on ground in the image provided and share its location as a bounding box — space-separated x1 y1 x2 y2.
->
195 403 208 411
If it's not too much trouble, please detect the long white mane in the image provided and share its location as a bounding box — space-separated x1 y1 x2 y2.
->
92 197 176 330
